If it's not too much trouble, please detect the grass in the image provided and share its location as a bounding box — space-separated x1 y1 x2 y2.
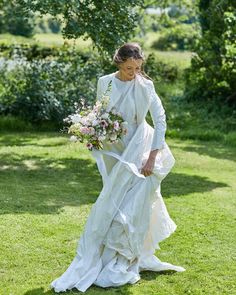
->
0 132 235 294
0 33 191 69
0 33 92 51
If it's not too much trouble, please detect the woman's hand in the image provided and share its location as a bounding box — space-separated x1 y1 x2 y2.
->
141 158 155 177
141 149 159 177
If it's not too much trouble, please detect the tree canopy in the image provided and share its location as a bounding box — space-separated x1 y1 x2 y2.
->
185 0 236 105
18 0 143 55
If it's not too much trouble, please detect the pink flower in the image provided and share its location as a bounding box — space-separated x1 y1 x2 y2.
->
88 127 95 135
86 143 93 150
100 119 108 128
80 126 90 134
113 121 120 131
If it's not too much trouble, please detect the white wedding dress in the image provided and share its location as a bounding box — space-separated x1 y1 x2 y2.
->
50 73 185 293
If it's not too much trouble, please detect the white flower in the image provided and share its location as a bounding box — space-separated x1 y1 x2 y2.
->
92 119 100 126
88 112 96 121
110 134 117 141
80 117 89 125
70 114 81 123
98 135 106 141
101 95 110 107
101 112 109 119
69 135 78 142
111 107 118 115
88 127 95 135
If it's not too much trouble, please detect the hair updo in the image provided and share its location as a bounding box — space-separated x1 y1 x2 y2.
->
113 42 145 64
113 42 152 80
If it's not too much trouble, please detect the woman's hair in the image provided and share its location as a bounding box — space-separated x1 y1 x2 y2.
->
113 42 152 81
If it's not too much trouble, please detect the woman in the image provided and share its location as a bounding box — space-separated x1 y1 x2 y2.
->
50 43 185 293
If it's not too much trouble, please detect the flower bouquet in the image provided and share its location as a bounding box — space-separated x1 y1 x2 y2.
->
64 84 128 151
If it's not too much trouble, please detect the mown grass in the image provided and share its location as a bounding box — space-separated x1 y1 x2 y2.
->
0 33 92 51
0 132 235 294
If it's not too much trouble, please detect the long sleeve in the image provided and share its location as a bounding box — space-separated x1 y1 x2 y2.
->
147 81 167 151
96 77 103 101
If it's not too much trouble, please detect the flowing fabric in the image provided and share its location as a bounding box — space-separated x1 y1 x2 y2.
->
50 72 185 293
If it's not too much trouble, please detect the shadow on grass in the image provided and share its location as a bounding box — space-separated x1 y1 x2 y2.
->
0 133 229 215
162 172 228 198
0 152 102 215
171 140 236 162
0 132 67 147
23 270 179 294
140 269 178 281
0 151 228 215
24 283 135 294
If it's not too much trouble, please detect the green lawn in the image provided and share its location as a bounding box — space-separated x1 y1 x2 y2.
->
0 33 92 51
0 132 235 294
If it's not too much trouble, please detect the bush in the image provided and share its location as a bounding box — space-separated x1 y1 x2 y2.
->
0 44 181 128
144 53 179 82
0 1 35 37
0 43 82 60
184 0 236 107
151 23 200 51
0 45 106 126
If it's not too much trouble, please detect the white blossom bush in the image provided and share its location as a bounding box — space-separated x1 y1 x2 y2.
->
0 49 104 126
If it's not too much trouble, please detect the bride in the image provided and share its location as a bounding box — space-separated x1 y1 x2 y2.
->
50 42 185 293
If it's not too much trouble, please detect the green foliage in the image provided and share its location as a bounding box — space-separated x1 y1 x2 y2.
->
47 17 61 34
18 0 143 55
34 15 61 34
151 76 236 147
0 43 186 128
0 0 35 37
151 23 200 51
185 0 236 106
0 44 106 126
144 52 179 82
0 43 60 60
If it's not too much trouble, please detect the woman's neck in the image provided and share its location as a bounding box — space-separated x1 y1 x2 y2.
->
115 71 134 81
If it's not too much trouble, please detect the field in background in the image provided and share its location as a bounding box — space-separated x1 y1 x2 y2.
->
0 33 92 51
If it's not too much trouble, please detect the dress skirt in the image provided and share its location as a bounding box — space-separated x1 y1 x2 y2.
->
50 121 185 293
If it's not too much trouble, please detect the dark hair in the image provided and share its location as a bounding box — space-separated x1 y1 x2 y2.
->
113 42 152 81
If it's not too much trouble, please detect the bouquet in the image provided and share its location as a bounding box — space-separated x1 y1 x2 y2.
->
64 83 128 151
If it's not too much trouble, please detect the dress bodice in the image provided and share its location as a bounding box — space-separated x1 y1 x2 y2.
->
113 76 138 146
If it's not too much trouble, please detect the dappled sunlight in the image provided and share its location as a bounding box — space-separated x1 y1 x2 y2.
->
0 134 102 215
0 132 68 147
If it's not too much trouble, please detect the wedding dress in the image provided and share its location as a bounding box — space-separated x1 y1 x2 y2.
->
50 72 185 293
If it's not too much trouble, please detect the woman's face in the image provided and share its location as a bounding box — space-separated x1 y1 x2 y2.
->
118 58 143 81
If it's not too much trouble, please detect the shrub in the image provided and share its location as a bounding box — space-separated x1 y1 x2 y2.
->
0 46 105 126
184 0 236 107
151 23 200 51
144 53 179 82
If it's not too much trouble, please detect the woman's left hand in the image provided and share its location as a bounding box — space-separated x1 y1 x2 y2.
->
141 158 155 177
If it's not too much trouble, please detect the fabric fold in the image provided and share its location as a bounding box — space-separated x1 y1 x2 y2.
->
50 72 185 293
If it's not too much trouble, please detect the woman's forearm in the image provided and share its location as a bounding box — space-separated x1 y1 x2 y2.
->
149 149 159 161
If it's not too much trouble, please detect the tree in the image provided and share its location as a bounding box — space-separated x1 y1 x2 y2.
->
16 0 199 55
185 0 236 106
17 0 143 56
0 0 35 37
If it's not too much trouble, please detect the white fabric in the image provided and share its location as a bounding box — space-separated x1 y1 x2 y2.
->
113 76 138 146
50 72 185 293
